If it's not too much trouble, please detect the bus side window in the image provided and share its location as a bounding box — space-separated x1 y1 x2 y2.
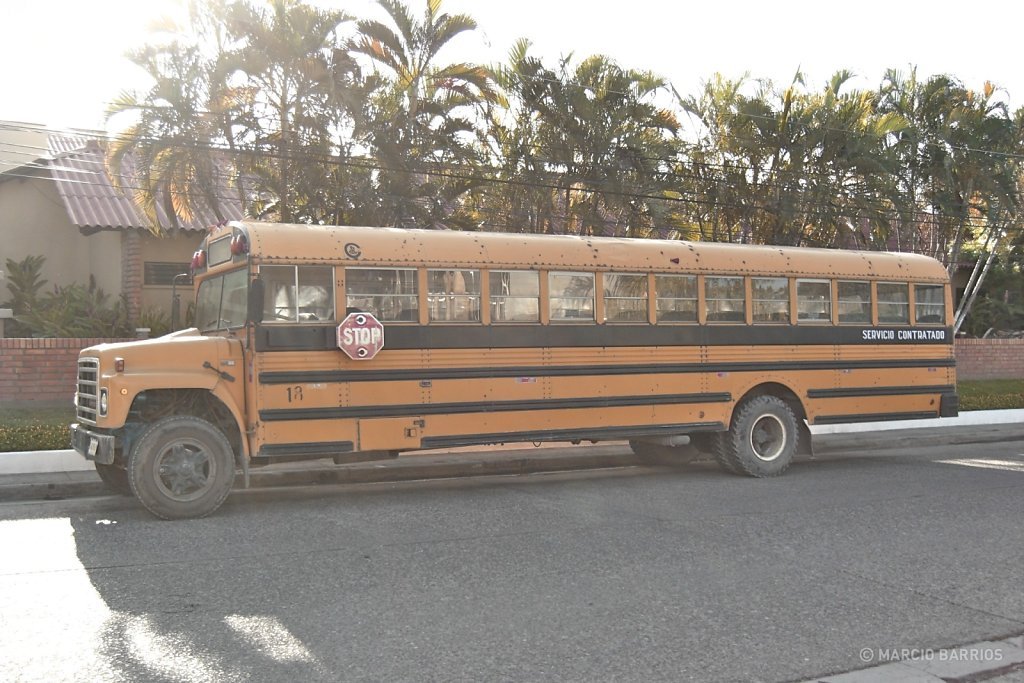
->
838 280 871 324
490 271 540 322
655 275 697 323
797 279 831 323
297 266 334 321
604 273 648 323
878 282 909 324
261 265 296 322
260 265 334 323
549 272 595 322
914 284 945 324
428 269 481 322
704 276 744 323
751 277 789 323
346 268 419 322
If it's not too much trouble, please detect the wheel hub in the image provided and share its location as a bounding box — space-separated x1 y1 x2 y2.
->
156 443 212 498
749 414 786 462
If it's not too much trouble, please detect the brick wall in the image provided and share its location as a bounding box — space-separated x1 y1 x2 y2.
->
121 230 143 322
954 338 1024 381
0 338 130 403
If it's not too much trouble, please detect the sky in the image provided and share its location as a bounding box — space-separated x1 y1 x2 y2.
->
1 0 1022 136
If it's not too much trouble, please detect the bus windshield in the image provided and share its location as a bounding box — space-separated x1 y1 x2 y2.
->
195 268 249 332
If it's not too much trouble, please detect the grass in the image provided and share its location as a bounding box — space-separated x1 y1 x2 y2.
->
957 379 1024 411
1 381 1022 453
0 400 75 453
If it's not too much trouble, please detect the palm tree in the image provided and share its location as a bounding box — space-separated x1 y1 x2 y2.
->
221 0 352 223
106 34 243 233
480 45 680 237
474 39 557 233
531 54 680 237
349 0 500 228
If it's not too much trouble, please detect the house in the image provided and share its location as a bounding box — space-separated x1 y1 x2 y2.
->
0 123 244 331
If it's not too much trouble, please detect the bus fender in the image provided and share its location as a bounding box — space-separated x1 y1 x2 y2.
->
209 383 250 461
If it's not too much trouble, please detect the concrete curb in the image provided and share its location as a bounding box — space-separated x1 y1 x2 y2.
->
0 471 108 503
0 445 640 503
811 421 1024 454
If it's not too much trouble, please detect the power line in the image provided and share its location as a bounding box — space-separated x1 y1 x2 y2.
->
2 119 1020 240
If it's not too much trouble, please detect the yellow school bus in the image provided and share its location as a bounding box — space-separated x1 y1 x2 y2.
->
70 221 957 519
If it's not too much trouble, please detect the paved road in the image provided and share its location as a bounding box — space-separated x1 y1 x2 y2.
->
1 440 1023 682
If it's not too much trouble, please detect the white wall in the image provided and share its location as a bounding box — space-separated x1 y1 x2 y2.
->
0 175 119 297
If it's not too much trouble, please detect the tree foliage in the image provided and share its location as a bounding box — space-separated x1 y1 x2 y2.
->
2 256 134 338
105 0 1024 328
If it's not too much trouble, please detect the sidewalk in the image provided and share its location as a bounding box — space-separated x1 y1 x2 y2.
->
802 634 1024 682
2 410 1023 503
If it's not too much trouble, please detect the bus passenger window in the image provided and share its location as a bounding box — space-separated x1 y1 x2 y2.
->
261 265 335 323
914 284 945 324
655 275 697 323
797 279 831 323
878 282 909 324
346 268 418 322
705 276 745 323
604 273 648 322
838 281 871 324
549 272 595 321
428 270 481 322
752 277 789 323
490 271 539 322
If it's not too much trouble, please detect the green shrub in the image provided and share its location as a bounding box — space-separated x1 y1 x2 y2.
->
0 401 75 452
135 306 172 337
3 255 135 338
2 255 47 337
0 422 71 452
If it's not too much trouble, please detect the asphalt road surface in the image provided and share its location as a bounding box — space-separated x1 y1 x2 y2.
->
1 440 1023 682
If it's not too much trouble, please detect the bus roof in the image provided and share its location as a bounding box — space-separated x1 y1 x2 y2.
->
215 221 949 283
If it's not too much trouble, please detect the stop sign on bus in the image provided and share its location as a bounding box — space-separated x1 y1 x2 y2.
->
336 312 385 360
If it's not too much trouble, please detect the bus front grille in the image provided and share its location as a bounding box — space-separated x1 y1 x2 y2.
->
76 358 99 424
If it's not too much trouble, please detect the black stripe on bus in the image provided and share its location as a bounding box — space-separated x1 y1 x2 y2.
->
806 385 955 399
253 323 953 352
260 358 955 385
258 441 354 457
259 392 732 422
419 422 726 449
814 411 939 425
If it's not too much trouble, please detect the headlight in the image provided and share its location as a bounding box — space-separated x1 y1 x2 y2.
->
99 388 109 417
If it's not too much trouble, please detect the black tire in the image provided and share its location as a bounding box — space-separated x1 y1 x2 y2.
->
711 432 743 475
128 416 235 520
629 439 701 465
94 462 132 496
715 395 799 477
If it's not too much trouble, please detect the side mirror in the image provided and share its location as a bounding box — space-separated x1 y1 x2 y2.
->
170 295 181 331
170 272 191 331
248 277 265 324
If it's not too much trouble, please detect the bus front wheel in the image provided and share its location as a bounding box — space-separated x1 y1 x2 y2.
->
715 395 798 477
94 462 132 496
128 416 235 520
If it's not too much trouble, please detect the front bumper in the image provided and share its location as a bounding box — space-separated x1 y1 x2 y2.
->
70 423 116 465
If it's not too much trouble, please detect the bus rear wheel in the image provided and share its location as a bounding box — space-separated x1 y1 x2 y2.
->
715 395 798 477
128 416 235 520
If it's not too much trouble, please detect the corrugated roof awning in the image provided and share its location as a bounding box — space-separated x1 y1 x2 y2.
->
45 134 245 234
